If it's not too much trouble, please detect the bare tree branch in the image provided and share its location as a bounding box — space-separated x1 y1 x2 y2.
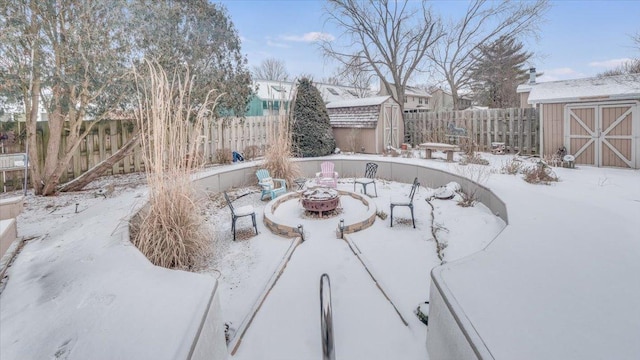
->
322 0 443 114
252 57 290 81
428 0 550 109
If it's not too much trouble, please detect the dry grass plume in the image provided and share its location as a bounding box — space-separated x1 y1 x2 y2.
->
130 60 219 269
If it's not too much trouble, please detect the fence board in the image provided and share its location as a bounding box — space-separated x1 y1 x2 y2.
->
404 108 539 154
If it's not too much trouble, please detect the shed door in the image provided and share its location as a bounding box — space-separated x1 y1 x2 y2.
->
566 103 637 168
383 104 400 148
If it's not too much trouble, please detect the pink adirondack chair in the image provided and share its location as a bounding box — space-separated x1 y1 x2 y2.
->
315 161 338 188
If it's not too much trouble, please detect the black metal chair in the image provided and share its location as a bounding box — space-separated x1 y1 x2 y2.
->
354 162 378 197
390 177 419 228
224 191 258 241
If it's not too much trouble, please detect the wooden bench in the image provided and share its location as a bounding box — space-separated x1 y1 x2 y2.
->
419 143 460 162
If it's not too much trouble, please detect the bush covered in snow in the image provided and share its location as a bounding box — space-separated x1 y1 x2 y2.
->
291 78 336 157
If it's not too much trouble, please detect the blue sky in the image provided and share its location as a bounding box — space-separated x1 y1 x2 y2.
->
220 0 640 84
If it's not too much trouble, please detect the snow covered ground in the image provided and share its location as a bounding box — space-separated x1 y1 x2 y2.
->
0 153 638 359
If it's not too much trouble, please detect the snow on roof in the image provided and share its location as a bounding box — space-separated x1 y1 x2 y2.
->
253 79 373 103
326 96 391 109
405 85 431 97
518 74 640 103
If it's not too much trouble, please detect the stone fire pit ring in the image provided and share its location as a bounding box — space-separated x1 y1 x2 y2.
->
263 189 377 238
301 188 340 216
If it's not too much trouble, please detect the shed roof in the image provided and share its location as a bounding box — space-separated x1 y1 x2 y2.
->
327 104 381 128
326 96 391 109
518 74 640 104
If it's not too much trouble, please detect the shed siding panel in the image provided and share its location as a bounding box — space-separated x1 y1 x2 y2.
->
333 128 377 154
519 92 531 108
543 103 564 156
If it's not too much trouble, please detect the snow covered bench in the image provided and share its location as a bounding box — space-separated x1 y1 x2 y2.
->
419 143 460 162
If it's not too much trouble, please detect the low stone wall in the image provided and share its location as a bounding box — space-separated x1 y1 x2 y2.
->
263 189 377 238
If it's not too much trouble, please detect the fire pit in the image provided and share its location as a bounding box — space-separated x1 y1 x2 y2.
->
301 188 340 217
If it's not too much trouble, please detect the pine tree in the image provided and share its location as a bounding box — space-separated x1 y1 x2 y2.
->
291 78 336 157
470 36 533 108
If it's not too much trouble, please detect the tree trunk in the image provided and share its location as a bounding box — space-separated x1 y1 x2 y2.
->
57 130 140 193
26 76 43 194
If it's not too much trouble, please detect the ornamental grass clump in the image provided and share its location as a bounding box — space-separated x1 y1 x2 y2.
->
130 60 218 269
263 88 301 187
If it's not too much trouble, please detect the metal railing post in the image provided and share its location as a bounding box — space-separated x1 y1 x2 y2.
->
320 273 335 360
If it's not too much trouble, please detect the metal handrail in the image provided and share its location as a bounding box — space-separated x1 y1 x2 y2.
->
320 273 335 360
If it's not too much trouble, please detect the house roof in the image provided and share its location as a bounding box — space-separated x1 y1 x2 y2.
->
518 74 640 104
326 96 391 109
253 79 373 103
405 85 431 97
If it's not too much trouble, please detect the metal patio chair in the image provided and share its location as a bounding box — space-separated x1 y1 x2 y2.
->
224 191 258 241
390 177 420 228
354 162 378 197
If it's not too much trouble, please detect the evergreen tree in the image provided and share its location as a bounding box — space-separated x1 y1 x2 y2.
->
470 35 533 108
291 78 336 157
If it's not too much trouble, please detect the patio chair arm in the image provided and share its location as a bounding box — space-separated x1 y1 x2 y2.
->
258 181 273 190
273 178 287 189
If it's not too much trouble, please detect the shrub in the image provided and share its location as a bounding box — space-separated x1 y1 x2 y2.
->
523 162 559 184
460 153 490 165
453 164 492 208
215 148 232 164
263 112 301 187
243 145 259 160
500 158 523 175
291 78 336 157
458 135 476 156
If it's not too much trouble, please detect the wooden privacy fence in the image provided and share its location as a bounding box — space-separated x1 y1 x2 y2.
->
404 108 539 154
0 115 286 192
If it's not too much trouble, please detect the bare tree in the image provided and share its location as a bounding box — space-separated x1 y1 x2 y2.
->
322 0 443 113
252 58 290 81
333 55 374 97
596 59 640 77
428 0 549 110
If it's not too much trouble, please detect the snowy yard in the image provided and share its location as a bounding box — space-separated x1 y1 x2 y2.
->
1 153 638 359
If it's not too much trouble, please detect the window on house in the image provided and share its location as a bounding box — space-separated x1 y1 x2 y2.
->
273 101 280 110
262 100 268 109
418 98 423 104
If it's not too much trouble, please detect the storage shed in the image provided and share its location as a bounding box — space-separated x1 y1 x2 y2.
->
326 96 402 154
518 73 640 168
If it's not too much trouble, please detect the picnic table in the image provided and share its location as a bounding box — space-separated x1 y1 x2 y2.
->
418 142 460 162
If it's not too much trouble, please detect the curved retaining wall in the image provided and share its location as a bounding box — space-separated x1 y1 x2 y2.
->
191 157 509 359
193 158 508 224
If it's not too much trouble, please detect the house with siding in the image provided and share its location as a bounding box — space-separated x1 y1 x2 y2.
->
378 82 431 113
429 88 473 112
246 79 372 116
518 70 640 169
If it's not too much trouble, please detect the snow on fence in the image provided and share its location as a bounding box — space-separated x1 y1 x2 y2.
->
404 108 539 154
0 115 286 192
